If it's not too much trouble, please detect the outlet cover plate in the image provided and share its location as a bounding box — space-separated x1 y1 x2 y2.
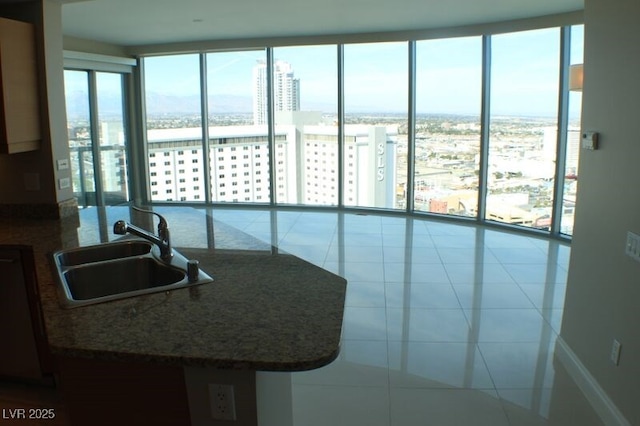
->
208 384 236 421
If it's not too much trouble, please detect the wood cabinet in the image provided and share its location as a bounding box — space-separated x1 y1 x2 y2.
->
0 245 51 380
0 16 41 154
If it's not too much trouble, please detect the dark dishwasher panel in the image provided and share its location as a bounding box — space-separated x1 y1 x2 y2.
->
0 246 51 381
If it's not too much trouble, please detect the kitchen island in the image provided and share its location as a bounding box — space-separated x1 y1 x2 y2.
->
0 206 347 426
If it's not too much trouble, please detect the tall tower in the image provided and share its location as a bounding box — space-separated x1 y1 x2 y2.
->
252 60 300 125
252 60 268 125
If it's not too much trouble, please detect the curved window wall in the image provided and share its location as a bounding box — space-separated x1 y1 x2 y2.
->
137 24 583 237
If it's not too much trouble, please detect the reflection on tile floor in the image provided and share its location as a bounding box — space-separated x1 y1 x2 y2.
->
211 207 604 426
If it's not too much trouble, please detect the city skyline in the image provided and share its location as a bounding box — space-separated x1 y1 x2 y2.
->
65 111 578 231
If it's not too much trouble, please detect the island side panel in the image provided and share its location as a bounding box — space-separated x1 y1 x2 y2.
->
183 367 257 426
56 356 191 426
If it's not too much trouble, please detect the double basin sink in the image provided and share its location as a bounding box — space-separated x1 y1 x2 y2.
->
52 239 214 308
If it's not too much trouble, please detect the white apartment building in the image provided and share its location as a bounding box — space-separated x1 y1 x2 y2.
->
99 121 127 197
146 122 397 207
302 124 398 208
147 126 295 203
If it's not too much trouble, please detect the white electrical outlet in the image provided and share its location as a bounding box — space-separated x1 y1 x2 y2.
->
209 384 236 421
610 339 622 366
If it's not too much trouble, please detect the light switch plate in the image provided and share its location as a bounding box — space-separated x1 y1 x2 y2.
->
57 159 70 170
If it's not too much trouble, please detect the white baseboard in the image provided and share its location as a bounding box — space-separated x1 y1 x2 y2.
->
555 337 631 426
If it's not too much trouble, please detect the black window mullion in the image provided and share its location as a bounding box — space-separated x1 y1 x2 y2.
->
337 44 345 208
88 70 105 206
406 40 417 213
200 53 212 204
477 35 491 223
266 48 276 205
551 27 571 235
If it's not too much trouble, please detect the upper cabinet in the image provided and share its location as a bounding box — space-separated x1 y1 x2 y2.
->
0 17 41 154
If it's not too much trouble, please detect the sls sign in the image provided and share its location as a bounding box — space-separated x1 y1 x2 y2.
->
377 142 385 181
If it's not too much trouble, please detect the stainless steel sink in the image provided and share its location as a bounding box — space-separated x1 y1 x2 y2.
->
55 240 153 267
63 257 186 301
52 239 214 308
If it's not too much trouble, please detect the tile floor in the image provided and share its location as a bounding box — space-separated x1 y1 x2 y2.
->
205 207 604 426
0 206 604 425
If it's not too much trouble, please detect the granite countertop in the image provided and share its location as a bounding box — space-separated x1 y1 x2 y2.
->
0 206 347 371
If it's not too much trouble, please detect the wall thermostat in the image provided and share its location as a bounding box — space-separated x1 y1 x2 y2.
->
581 131 599 150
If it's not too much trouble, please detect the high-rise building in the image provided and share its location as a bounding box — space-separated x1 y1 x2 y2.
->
146 122 397 208
146 126 294 203
252 60 300 125
301 124 397 208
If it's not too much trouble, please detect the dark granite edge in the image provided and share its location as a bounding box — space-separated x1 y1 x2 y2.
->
49 342 341 372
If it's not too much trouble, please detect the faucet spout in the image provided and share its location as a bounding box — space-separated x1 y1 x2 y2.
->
113 208 173 261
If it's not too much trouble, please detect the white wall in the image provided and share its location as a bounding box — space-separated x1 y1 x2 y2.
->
63 35 129 57
562 0 640 424
42 0 73 204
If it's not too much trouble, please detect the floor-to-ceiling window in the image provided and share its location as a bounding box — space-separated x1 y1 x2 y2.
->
96 72 129 204
561 24 584 235
144 54 205 202
414 36 482 217
272 45 338 206
487 28 560 229
343 42 408 210
64 69 130 207
64 70 93 206
206 50 270 204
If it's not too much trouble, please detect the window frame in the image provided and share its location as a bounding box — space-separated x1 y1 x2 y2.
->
102 17 582 239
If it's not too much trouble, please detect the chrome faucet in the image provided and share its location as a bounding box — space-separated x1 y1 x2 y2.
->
113 207 173 261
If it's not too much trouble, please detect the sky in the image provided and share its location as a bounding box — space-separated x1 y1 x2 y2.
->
67 25 584 118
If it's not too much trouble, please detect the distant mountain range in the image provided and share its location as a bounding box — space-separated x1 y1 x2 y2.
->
146 92 253 115
68 91 478 119
65 91 255 119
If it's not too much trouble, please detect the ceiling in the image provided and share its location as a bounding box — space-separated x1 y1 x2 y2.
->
61 0 583 47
